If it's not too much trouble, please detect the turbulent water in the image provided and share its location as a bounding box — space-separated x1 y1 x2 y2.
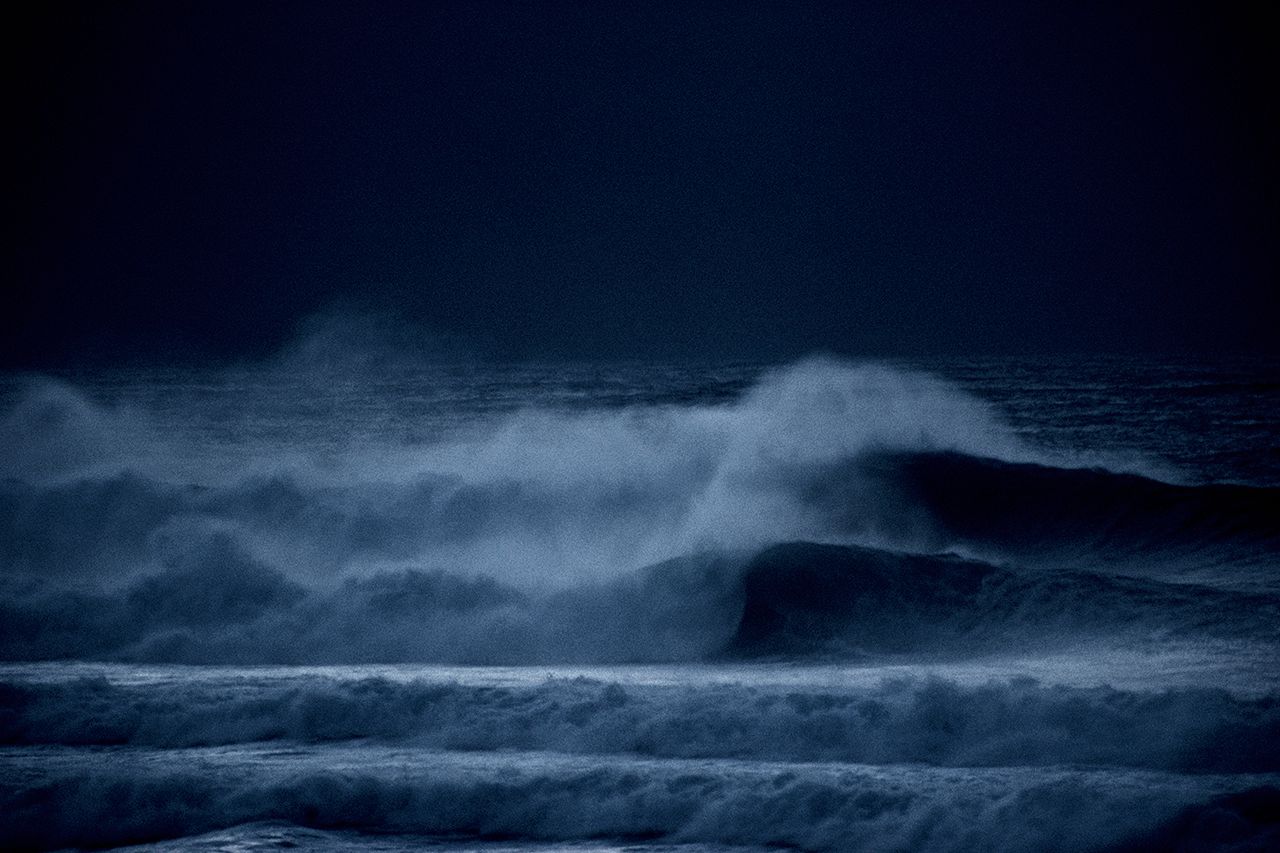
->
1 355 1278 852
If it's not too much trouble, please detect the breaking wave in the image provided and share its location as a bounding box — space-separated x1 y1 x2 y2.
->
2 539 1276 664
2 357 1276 665
3 671 1278 774
2 743 1276 853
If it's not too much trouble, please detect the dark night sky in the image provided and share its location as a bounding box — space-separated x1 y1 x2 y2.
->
7 1 1278 366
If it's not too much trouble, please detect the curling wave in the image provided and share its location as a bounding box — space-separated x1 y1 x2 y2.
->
2 358 1277 665
2 538 1277 664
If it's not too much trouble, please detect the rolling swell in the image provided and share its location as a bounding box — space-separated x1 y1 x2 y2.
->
727 543 1280 657
808 451 1280 576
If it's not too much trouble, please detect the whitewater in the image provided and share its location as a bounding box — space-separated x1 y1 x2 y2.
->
1 355 1277 851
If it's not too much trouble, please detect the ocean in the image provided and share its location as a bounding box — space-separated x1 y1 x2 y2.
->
1 355 1277 851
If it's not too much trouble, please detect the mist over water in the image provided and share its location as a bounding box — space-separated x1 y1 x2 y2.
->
1 357 1039 587
2 342 1278 850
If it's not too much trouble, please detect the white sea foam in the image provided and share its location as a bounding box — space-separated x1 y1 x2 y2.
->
2 741 1276 852
0 356 1136 593
3 669 1277 773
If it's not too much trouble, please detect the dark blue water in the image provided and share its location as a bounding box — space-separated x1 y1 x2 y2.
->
1 356 1277 851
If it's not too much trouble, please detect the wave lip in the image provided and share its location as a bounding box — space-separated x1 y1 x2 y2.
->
0 358 1045 588
811 450 1280 576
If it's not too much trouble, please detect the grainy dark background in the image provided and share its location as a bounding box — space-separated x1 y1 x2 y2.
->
8 1 1278 365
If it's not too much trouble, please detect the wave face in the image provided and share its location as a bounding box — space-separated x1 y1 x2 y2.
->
2 354 1278 851
729 543 1280 657
3 538 1277 665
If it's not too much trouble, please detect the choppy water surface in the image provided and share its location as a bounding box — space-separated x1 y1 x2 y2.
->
1 356 1277 851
